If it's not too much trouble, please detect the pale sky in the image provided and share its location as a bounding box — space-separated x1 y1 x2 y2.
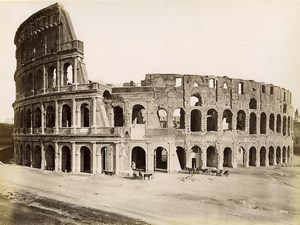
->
1 0 300 122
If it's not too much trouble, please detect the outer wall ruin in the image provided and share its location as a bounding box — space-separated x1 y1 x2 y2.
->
13 3 294 175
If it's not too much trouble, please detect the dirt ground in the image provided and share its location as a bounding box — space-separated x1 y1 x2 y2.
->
0 158 299 225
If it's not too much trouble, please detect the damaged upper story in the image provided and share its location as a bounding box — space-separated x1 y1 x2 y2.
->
13 3 93 100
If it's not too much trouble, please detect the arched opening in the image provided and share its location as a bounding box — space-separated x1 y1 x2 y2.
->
62 105 72 127
276 147 281 164
190 109 201 131
103 90 112 103
34 69 43 93
62 146 71 172
173 108 185 129
269 147 275 165
260 147 266 166
154 147 168 171
46 106 55 128
157 108 168 128
283 103 287 113
81 103 90 127
282 116 287 136
222 109 232 130
190 94 202 106
80 146 91 173
176 147 186 170
114 106 124 127
131 147 146 171
236 110 246 131
26 73 33 94
249 98 257 109
207 109 218 131
63 63 73 85
223 147 232 167
236 147 246 167
25 145 31 167
276 115 281 133
33 146 41 169
269 114 275 131
288 117 291 136
249 147 256 166
207 146 218 167
47 66 57 88
249 113 257 134
25 109 31 129
287 146 290 162
45 145 55 170
132 104 145 124
260 113 267 134
34 108 41 128
101 147 114 172
283 146 287 163
191 145 202 169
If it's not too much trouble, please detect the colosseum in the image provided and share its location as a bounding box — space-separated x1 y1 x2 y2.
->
13 3 294 175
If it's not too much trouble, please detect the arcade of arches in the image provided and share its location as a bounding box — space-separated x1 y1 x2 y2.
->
15 142 293 174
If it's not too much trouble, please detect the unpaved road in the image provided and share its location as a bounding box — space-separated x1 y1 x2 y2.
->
0 159 300 225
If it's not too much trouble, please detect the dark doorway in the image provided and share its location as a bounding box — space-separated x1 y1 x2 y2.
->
260 147 266 166
81 147 91 173
190 110 201 131
131 147 146 171
154 147 168 171
276 147 281 164
114 106 124 127
269 147 275 165
176 147 185 170
45 145 55 170
25 145 31 167
33 146 41 169
62 146 71 172
223 147 232 167
249 147 256 166
207 146 218 167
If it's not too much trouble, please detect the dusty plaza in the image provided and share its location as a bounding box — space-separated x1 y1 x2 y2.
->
1 2 300 225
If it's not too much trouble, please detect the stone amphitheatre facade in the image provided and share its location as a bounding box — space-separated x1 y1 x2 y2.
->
13 3 293 175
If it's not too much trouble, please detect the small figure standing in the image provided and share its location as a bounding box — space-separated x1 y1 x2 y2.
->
131 161 136 170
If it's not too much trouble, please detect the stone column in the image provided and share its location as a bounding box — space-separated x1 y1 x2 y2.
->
217 143 223 170
77 148 81 172
257 116 261 135
115 143 120 174
55 101 59 134
41 103 45 134
124 101 130 127
41 142 45 170
54 142 59 172
30 105 33 134
42 64 46 93
71 142 76 173
73 57 78 84
201 148 207 169
265 147 269 167
56 60 61 91
72 98 77 134
147 142 154 173
256 148 260 167
245 113 250 133
91 97 97 133
91 142 97 174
